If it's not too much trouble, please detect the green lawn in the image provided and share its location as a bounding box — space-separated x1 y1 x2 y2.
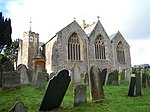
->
1 82 150 112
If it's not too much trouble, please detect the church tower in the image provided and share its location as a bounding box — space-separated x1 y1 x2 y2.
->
17 20 39 69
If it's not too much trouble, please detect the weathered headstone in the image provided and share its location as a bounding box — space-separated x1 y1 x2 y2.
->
135 72 142 96
84 72 89 84
27 69 33 82
2 71 20 91
128 74 136 96
100 68 107 86
17 64 29 85
39 69 71 111
113 70 119 85
71 63 81 84
9 101 27 112
90 65 104 102
74 84 87 106
32 65 42 85
120 69 125 83
0 65 2 87
142 72 147 87
3 61 14 71
107 72 113 85
35 72 47 89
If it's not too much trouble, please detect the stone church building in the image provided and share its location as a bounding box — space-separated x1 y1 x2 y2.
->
17 19 132 81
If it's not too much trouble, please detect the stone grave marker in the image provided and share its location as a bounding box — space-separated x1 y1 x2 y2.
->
113 70 119 85
90 65 104 102
120 69 125 83
74 84 87 106
135 72 142 96
100 68 107 86
27 69 33 82
35 72 47 89
107 72 113 85
147 74 150 87
2 71 20 91
39 69 71 111
3 61 14 71
9 101 27 112
18 64 29 85
128 74 136 96
32 65 42 85
0 65 2 87
71 63 81 84
142 72 147 87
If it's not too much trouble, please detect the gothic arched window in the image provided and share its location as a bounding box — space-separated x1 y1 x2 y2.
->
68 33 81 61
117 41 125 64
94 35 106 60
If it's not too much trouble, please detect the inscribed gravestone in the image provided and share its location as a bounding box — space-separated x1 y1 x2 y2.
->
3 61 14 71
90 65 104 101
74 84 87 106
107 72 113 85
17 64 29 85
135 72 142 96
9 101 27 112
32 65 42 85
113 70 119 85
128 74 136 96
71 63 81 84
39 69 71 111
100 68 107 86
35 72 47 89
2 71 20 91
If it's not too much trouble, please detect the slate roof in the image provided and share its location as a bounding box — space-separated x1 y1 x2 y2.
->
109 33 117 40
84 22 97 36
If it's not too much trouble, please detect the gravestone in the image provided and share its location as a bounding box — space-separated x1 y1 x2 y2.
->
128 74 136 96
18 64 29 85
113 70 119 85
9 101 27 112
142 72 147 87
27 69 33 82
107 72 113 85
84 72 89 84
2 71 20 91
32 65 42 85
135 72 142 96
74 84 87 106
0 65 2 87
39 69 71 111
71 63 81 84
100 68 107 86
120 69 125 83
3 61 14 71
90 65 104 101
147 74 150 87
35 72 47 89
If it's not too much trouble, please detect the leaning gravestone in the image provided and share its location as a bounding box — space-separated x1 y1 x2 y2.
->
35 72 47 89
74 84 87 106
100 68 107 86
9 101 27 112
32 65 42 85
2 71 20 91
113 70 119 85
135 72 142 96
107 72 114 85
128 74 136 96
17 64 29 85
71 63 81 84
90 65 104 102
39 69 71 111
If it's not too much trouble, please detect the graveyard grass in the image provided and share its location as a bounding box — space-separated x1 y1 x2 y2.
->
1 82 150 112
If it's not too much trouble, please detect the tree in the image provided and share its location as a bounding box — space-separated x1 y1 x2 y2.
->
0 12 12 53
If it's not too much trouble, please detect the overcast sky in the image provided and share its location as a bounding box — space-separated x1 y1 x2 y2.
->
1 0 150 66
